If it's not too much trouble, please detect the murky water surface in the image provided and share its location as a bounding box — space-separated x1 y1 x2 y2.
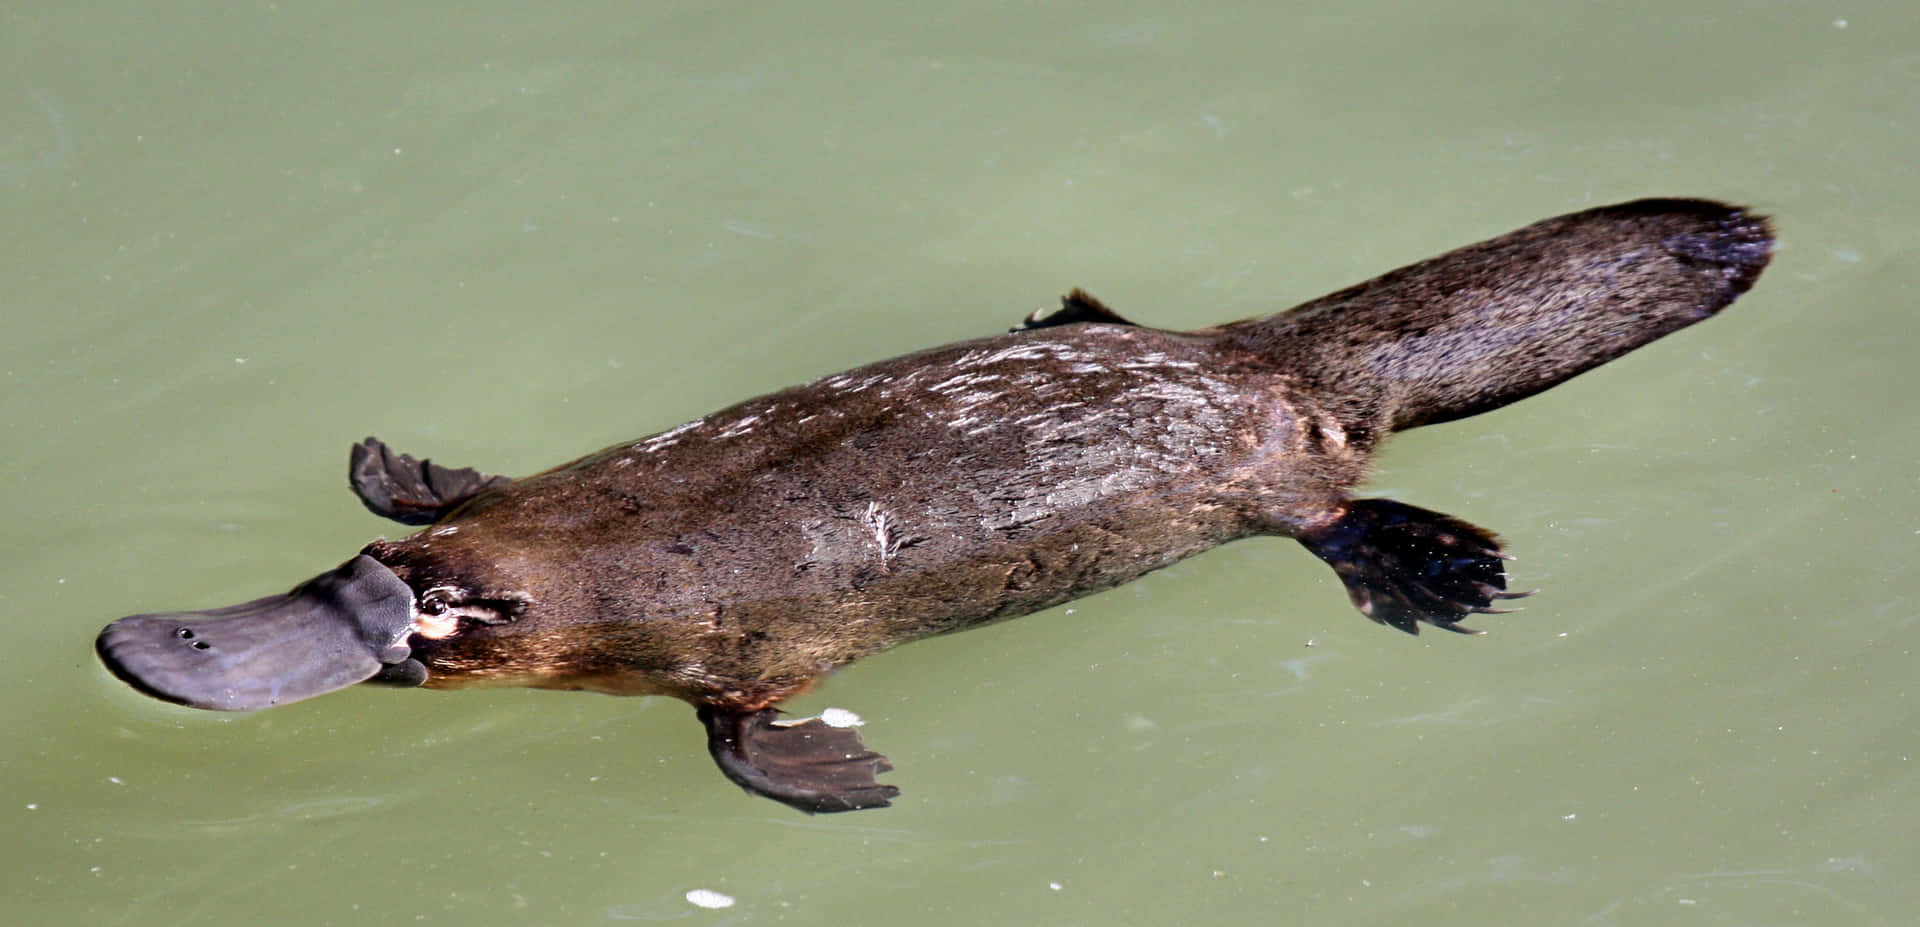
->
4 2 1916 924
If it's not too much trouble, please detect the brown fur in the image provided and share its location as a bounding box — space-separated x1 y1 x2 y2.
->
360 199 1772 708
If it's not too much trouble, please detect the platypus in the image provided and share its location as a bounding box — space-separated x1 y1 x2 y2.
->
96 198 1773 813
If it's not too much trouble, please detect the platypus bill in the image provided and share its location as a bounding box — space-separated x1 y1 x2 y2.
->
97 199 1773 813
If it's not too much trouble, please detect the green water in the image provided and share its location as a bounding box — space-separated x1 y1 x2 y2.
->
5 1 1917 924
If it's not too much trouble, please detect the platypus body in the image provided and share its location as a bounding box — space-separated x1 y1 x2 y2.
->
97 199 1773 812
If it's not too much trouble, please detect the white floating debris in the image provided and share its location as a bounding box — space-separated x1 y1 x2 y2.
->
685 889 735 910
819 707 864 728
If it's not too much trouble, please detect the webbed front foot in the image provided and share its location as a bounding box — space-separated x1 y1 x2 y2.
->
349 437 512 525
1010 289 1138 332
697 706 899 813
1299 498 1531 635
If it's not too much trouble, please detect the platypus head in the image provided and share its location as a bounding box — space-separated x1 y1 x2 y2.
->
96 535 595 710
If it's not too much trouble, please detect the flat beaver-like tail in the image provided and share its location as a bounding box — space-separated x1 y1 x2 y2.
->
1216 199 1773 441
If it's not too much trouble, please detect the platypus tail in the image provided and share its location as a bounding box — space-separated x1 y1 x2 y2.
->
1216 199 1773 441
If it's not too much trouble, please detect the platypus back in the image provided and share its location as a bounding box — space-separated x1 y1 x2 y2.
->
1218 199 1772 442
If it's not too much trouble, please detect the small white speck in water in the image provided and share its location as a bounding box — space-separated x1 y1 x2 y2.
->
1048 882 1062 891
819 707 863 728
685 889 734 909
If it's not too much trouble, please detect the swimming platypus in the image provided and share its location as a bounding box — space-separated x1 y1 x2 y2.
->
97 198 1773 813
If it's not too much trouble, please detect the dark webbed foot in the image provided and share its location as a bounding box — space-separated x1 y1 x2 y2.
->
1010 288 1139 332
349 437 512 525
1298 498 1531 634
697 706 899 814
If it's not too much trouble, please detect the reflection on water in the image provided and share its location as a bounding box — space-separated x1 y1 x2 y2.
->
1 86 71 181
1581 860 1895 924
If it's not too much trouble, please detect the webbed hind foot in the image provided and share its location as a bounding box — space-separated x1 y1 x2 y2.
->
698 706 899 814
1299 498 1531 635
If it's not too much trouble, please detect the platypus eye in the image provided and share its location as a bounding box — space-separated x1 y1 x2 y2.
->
410 586 521 639
411 587 471 639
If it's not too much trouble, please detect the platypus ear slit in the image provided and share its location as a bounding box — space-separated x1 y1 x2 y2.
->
349 437 513 526
1010 288 1140 332
697 706 899 814
1296 498 1521 636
